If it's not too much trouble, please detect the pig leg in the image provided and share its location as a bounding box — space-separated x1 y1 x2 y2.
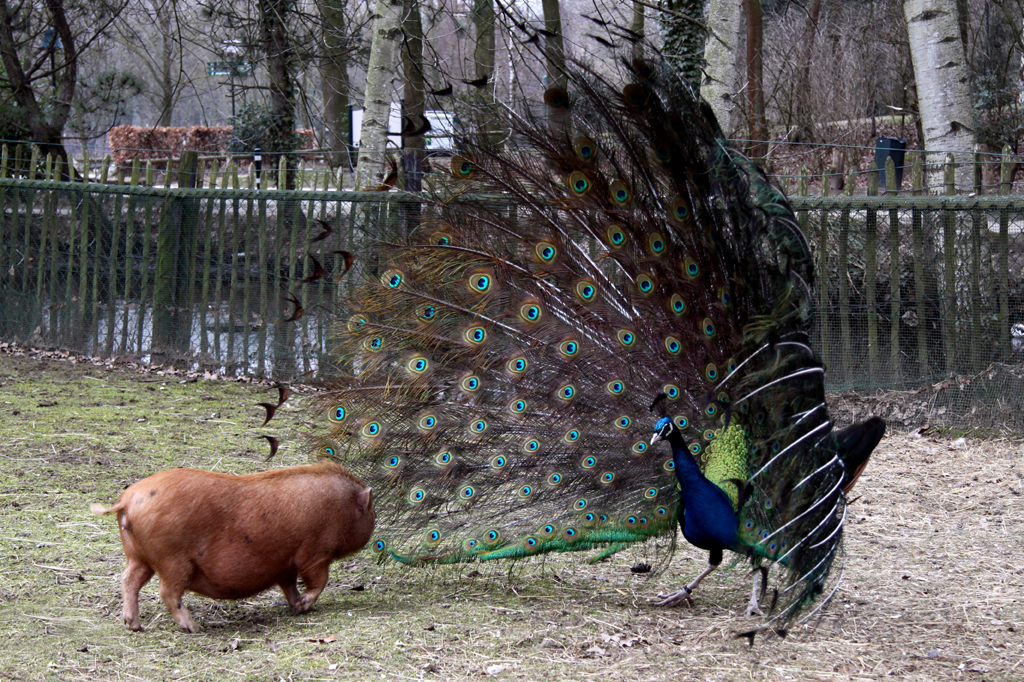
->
157 569 200 633
277 567 303 612
121 558 154 631
292 561 331 614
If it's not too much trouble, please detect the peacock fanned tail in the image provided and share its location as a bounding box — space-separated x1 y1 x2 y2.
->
317 49 849 632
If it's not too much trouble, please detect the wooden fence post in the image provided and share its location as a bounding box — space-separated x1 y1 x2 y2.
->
818 171 830 369
837 167 854 383
970 146 983 372
910 152 929 377
943 154 958 372
999 144 1011 358
866 161 879 387
153 150 199 357
886 156 900 383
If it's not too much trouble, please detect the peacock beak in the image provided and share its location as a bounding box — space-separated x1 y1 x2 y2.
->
650 433 662 445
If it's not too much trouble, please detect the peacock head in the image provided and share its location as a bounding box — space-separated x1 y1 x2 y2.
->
650 416 675 445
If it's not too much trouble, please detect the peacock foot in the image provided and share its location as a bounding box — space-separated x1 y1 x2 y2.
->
744 598 764 617
653 586 693 607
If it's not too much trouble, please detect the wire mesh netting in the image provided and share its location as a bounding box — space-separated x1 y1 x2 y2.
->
0 177 1022 431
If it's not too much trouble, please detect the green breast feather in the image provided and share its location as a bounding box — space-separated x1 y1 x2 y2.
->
701 423 749 510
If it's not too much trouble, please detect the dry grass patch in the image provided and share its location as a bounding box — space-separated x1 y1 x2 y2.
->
0 350 1021 681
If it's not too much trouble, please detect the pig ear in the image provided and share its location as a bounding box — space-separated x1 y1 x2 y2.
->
357 487 372 513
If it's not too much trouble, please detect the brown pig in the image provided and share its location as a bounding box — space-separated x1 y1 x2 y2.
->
91 460 374 632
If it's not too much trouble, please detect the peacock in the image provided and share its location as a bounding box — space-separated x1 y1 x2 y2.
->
313 42 885 636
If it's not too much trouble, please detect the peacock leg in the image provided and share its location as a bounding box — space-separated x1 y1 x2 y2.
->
654 549 722 607
744 567 767 617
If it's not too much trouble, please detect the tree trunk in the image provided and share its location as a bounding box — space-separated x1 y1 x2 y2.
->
319 0 351 168
542 0 566 91
904 0 977 189
259 0 298 189
631 1 646 64
659 0 706 91
0 0 78 179
402 0 426 196
743 0 768 160
701 0 744 136
357 0 403 188
792 0 822 142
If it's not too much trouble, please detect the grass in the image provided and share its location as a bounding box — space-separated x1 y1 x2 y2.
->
0 345 1021 681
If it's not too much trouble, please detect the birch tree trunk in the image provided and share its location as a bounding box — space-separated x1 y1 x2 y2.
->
701 0 744 136
357 0 403 188
542 0 566 91
659 0 706 90
904 0 977 189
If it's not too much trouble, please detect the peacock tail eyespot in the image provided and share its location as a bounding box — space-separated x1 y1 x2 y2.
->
601 471 615 484
689 443 702 455
373 540 386 553
717 391 729 403
564 429 580 443
609 181 631 205
409 488 426 503
320 445 336 458
430 231 451 246
346 314 367 332
543 86 569 109
669 294 686 315
705 403 717 417
756 411 766 424
363 336 384 352
772 441 782 453
664 336 681 355
463 326 487 345
622 83 647 107
582 512 597 525
425 528 441 544
615 415 631 429
541 524 556 536
683 257 699 278
547 473 563 486
636 274 655 294
616 329 636 347
485 529 501 543
739 402 749 413
705 363 719 381
745 521 754 529
647 233 666 255
769 542 777 552
575 498 588 509
623 515 637 526
558 339 580 358
605 225 627 247
654 145 671 163
598 514 609 522
535 242 558 263
631 441 648 454
702 318 716 338
765 499 773 509
674 415 688 428
644 487 658 499
384 455 401 468
362 422 382 438
581 456 597 469
568 171 592 196
462 539 478 551
460 375 481 392
557 384 576 401
523 536 539 551
507 356 528 374
508 399 528 414
417 304 437 322
663 459 675 471
718 287 731 307
573 135 597 160
468 272 492 293
575 279 597 301
523 438 540 453
518 485 534 497
639 517 649 525
451 155 475 177
329 405 346 423
460 485 475 499
519 303 542 323
656 506 668 516
418 415 437 430
561 527 578 541
761 531 770 540
470 419 488 434
670 197 690 223
662 384 680 400
435 451 453 465
381 269 404 289
727 358 738 373
703 429 715 440
406 356 430 375
490 456 507 469
606 380 625 396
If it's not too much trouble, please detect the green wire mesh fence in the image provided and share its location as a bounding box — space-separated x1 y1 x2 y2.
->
0 173 1022 431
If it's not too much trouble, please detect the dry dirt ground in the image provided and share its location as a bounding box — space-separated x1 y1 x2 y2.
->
0 347 1021 682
